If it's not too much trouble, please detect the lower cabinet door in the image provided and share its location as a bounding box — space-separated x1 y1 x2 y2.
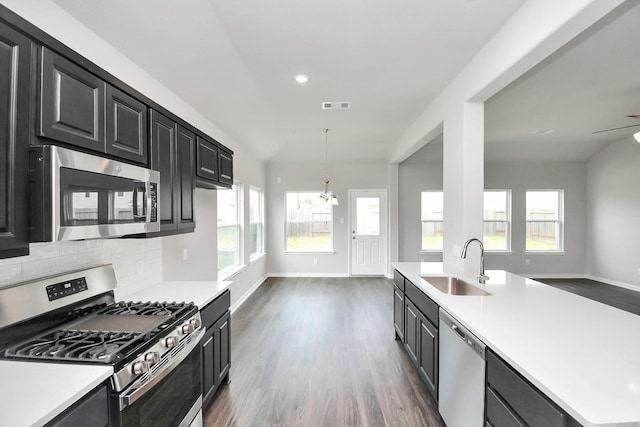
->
215 312 231 385
201 328 216 408
393 285 404 341
404 300 419 366
418 317 438 401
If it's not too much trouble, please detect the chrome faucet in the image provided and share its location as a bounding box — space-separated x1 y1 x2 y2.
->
461 238 490 284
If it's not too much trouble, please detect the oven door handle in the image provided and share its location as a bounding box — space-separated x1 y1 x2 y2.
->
120 329 205 409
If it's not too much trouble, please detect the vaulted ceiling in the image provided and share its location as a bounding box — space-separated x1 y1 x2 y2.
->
54 0 524 163
54 1 638 165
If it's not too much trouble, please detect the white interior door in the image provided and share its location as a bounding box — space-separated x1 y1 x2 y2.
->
350 190 387 276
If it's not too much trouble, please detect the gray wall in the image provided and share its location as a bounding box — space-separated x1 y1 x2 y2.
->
586 140 640 287
484 161 587 276
266 162 390 275
398 139 443 262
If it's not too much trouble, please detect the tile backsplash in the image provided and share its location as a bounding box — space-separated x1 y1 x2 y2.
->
0 238 163 289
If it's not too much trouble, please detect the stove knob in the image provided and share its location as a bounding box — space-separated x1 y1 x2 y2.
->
190 318 202 329
181 323 194 334
132 360 149 375
164 335 178 348
145 351 160 366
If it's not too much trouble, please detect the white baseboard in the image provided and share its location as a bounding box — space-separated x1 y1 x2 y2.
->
523 273 584 279
230 274 268 314
267 272 350 278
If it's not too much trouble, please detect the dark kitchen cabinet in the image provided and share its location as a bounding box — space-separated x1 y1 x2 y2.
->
40 48 149 165
0 22 32 259
218 147 233 187
45 383 109 427
196 135 218 186
486 349 582 427
393 270 405 341
149 110 195 235
195 135 234 189
396 270 439 402
105 85 147 164
40 47 106 152
201 289 231 409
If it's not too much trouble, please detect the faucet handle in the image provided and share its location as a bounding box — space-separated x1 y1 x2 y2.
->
477 274 490 284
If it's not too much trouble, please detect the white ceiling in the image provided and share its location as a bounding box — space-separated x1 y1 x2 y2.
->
484 1 640 163
53 0 524 164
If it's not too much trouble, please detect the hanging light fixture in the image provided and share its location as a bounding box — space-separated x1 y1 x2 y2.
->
319 128 339 205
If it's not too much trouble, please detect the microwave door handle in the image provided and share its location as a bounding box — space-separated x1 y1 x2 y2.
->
132 182 146 220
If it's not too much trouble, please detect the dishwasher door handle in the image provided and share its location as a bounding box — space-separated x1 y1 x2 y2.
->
452 324 466 340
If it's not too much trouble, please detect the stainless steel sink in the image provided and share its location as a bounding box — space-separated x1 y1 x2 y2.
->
421 276 491 296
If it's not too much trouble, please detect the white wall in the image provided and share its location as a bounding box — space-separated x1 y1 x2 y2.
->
389 0 625 275
266 162 389 276
398 139 443 262
586 140 640 287
485 161 587 276
1 1 268 305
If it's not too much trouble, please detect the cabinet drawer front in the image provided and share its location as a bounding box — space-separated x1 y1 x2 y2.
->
486 386 526 427
487 350 566 427
393 270 405 292
405 279 438 327
201 289 231 329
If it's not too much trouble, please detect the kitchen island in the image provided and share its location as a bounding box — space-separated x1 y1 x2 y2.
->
393 262 640 427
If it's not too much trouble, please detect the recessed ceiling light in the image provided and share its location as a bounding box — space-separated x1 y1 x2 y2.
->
534 129 554 135
294 74 309 84
634 131 640 143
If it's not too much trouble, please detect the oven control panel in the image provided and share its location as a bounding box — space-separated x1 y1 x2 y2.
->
46 277 88 301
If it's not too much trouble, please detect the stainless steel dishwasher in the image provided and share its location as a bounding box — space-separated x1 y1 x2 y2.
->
438 308 486 427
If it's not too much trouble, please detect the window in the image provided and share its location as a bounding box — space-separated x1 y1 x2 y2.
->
285 192 333 252
249 186 264 259
218 182 242 274
421 191 443 251
526 190 563 252
483 190 511 251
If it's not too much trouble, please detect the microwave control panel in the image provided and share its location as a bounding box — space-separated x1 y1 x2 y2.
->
150 183 158 222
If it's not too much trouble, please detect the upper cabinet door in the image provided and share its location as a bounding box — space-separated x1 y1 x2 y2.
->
39 47 106 152
177 126 195 230
150 110 177 230
0 23 32 258
218 148 233 187
105 85 147 165
196 135 219 185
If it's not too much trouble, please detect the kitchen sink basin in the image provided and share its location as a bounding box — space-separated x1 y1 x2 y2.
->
421 276 491 296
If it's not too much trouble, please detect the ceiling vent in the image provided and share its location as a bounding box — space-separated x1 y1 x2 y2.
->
322 101 351 110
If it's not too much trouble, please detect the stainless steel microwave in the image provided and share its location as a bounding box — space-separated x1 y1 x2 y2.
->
29 145 160 242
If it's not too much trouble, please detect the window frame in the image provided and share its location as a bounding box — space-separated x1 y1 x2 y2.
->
525 189 564 253
217 180 243 277
483 189 512 253
284 191 334 253
420 190 444 253
249 186 265 261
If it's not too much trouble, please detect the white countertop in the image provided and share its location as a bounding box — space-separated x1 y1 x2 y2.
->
0 361 112 427
393 262 640 427
115 280 232 309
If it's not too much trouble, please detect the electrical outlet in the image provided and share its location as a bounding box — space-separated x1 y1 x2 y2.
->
637 267 640 276
313 257 318 264
182 248 188 261
453 245 461 257
525 259 530 265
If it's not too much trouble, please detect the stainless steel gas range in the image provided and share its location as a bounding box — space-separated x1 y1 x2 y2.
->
0 265 204 427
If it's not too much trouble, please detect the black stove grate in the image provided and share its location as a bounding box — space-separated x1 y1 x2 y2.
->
4 330 146 363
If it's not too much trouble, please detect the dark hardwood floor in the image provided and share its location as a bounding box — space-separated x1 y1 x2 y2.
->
203 277 444 427
537 278 640 316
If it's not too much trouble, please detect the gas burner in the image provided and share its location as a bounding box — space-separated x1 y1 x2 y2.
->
86 343 121 360
99 301 192 317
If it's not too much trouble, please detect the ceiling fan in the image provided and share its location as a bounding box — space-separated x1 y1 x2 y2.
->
592 115 640 134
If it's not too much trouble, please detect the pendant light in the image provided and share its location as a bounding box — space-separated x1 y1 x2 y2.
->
319 128 339 205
